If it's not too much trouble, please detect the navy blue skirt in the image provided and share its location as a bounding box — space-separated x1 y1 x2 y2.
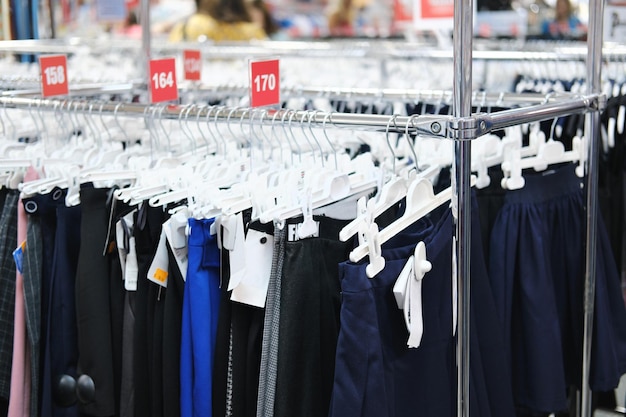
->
489 163 626 414
330 201 515 417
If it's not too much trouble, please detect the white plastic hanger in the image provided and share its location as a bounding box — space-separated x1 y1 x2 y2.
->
350 175 476 265
501 118 585 190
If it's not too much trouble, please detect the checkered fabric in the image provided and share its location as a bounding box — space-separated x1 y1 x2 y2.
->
0 190 19 399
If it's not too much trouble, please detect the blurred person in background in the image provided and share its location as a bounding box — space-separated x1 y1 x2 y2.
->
169 0 267 41
248 0 280 38
540 0 587 40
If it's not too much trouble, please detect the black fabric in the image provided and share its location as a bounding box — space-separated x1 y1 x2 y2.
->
109 242 125 417
230 302 264 417
599 96 625 276
475 167 507 258
213 240 232 417
75 186 116 416
274 216 353 417
111 202 136 417
133 204 167 417
162 242 185 417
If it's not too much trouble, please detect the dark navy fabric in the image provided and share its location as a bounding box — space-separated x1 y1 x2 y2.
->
43 202 81 417
330 203 515 417
22 191 57 417
489 163 626 414
180 218 221 417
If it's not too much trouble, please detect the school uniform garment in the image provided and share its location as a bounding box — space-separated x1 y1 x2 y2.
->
9 166 38 417
162 242 186 417
599 96 626 274
75 186 117 416
255 222 285 417
271 216 354 417
133 203 168 417
22 204 43 417
41 200 81 417
213 221 269 417
0 189 18 403
115 208 137 417
488 163 626 415
22 190 66 417
212 244 232 417
110 202 134 417
332 202 515 417
180 217 221 417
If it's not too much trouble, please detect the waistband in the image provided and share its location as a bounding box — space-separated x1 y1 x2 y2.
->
504 163 583 205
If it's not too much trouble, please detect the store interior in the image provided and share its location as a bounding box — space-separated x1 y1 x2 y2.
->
0 1 625 417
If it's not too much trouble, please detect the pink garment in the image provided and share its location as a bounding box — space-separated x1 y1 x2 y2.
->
8 167 38 417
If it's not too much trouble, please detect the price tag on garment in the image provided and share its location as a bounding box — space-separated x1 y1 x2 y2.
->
149 57 179 103
249 59 280 107
183 50 202 81
39 55 69 97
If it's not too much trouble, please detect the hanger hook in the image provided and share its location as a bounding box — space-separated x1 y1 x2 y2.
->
203 105 218 152
256 109 269 161
405 115 419 172
385 114 398 174
179 104 196 155
194 104 210 152
249 108 266 160
287 110 303 164
213 106 228 156
239 108 252 157
549 117 559 141
157 104 171 152
307 110 325 168
298 111 317 165
99 102 113 142
322 112 338 170
114 102 130 144
277 110 295 166
270 109 284 165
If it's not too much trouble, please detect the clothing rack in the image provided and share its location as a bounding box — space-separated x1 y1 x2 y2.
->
0 89 607 417
0 94 602 137
0 5 609 416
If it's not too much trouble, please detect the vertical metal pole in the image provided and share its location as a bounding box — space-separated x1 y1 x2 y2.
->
452 0 473 414
141 0 151 89
581 0 604 413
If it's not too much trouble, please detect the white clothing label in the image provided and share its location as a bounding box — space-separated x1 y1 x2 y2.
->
164 209 189 281
125 236 138 292
393 242 431 349
287 222 319 242
116 211 136 281
147 229 169 288
230 229 273 308
226 213 246 292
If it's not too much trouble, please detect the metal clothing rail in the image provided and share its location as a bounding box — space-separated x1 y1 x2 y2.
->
0 38 625 62
0 94 602 138
0 75 593 107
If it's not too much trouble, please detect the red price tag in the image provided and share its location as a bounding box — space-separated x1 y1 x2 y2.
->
39 55 69 97
183 50 201 81
149 58 178 103
249 59 280 108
